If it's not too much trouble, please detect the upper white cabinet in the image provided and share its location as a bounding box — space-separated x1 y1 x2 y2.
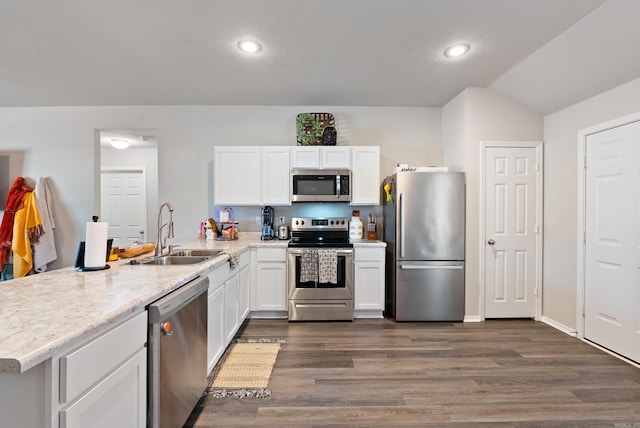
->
214 145 380 206
350 146 380 205
262 147 291 205
291 146 350 169
214 146 262 205
214 146 291 206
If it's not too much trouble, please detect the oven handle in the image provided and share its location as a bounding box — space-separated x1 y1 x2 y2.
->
287 248 353 256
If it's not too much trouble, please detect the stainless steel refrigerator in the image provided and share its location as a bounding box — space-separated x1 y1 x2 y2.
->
383 171 465 321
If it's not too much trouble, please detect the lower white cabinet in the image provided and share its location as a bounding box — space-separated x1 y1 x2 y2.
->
207 250 252 373
251 248 287 315
238 260 251 319
60 349 146 428
224 274 240 343
59 311 147 428
207 282 225 374
354 247 386 318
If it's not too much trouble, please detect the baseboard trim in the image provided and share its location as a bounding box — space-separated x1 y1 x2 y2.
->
541 316 577 337
463 315 482 323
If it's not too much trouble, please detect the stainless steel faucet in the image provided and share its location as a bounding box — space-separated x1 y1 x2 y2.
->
155 201 175 256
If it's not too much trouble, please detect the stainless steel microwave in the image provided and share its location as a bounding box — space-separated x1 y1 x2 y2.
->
291 169 351 202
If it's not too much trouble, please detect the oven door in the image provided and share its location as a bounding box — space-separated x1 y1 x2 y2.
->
287 248 353 300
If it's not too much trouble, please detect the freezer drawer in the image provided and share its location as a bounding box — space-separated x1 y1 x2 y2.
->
394 261 464 321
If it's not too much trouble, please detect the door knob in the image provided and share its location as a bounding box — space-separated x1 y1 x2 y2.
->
487 239 495 245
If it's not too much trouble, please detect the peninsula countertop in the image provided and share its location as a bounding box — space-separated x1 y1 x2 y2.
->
0 233 383 374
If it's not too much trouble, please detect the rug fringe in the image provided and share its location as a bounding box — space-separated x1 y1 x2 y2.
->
233 337 286 344
208 388 272 399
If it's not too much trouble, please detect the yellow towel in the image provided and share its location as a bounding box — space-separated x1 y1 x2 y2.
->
12 192 43 277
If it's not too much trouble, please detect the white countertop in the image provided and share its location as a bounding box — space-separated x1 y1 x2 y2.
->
0 233 383 374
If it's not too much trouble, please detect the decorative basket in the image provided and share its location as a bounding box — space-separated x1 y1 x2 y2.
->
296 113 335 145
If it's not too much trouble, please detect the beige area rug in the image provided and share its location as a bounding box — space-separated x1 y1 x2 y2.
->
208 340 282 398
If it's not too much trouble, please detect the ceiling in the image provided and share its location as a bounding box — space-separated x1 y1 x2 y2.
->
2 0 640 115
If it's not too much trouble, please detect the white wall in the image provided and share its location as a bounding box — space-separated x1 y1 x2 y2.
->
442 88 543 318
543 76 640 330
0 105 441 270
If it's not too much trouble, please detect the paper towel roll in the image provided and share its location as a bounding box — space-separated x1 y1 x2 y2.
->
84 222 108 268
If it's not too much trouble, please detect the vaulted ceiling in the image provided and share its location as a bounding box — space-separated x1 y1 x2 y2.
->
2 0 639 115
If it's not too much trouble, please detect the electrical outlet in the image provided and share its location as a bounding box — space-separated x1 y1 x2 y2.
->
279 216 285 224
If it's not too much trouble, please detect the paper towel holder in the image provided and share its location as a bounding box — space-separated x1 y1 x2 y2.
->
75 238 113 272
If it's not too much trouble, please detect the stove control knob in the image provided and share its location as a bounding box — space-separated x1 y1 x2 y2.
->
301 220 305 225
330 220 334 225
341 220 345 225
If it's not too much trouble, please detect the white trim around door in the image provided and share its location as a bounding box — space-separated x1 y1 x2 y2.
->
479 141 544 321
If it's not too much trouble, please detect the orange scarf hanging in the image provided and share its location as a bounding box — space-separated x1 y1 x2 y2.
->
12 191 43 277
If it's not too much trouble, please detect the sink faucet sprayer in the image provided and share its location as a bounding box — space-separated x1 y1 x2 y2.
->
155 201 175 256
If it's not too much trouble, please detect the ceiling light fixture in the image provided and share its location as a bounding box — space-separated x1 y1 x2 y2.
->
237 39 262 54
444 43 470 58
110 138 129 149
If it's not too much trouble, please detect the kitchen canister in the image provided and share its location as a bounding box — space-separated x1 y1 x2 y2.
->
349 210 363 240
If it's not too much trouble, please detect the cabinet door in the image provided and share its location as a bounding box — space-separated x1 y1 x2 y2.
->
214 146 261 205
291 147 320 168
354 261 385 310
321 147 350 168
224 274 240 342
238 264 251 320
351 146 380 205
254 262 287 311
207 285 225 373
262 146 291 205
60 349 146 428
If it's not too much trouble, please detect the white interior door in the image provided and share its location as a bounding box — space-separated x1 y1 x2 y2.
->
584 121 640 362
100 168 147 248
484 143 541 318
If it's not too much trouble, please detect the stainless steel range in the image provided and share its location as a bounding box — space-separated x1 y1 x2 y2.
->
287 217 353 321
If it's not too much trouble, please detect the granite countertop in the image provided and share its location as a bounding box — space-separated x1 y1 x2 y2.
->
0 233 383 374
0 232 285 374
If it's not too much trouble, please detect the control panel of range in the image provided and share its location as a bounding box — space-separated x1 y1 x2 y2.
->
291 217 349 231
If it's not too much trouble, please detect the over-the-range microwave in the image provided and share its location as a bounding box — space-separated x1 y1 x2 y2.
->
291 169 351 202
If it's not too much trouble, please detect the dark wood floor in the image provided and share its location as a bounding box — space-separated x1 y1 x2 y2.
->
186 318 640 427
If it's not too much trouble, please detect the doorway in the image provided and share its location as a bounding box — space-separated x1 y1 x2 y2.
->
481 141 543 319
579 118 640 363
100 168 147 248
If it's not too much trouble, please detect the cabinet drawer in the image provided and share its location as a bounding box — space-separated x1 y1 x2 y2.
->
208 262 231 292
60 311 147 404
256 248 286 262
354 247 385 262
239 250 250 267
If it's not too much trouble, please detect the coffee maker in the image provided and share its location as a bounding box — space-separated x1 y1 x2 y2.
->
260 206 275 240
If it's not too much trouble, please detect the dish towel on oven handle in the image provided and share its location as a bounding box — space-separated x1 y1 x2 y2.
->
300 249 318 283
318 249 338 284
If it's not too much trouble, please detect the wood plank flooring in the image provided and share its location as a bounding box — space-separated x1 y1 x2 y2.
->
185 319 640 427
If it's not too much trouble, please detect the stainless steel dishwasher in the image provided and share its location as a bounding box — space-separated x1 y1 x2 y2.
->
148 275 208 428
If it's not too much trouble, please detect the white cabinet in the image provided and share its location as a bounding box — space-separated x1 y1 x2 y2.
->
206 250 251 373
207 280 225 374
262 146 291 205
59 312 147 428
214 146 261 205
354 247 386 318
251 248 288 316
60 349 146 428
223 273 239 343
238 258 251 320
351 146 380 205
291 146 350 169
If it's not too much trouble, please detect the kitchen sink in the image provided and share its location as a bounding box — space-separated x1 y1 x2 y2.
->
170 249 226 257
140 255 212 265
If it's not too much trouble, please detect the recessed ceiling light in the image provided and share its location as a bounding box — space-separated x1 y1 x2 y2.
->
444 43 470 58
110 139 129 149
237 39 262 54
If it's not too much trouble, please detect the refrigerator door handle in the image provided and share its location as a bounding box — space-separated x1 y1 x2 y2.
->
400 265 464 270
399 192 405 258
